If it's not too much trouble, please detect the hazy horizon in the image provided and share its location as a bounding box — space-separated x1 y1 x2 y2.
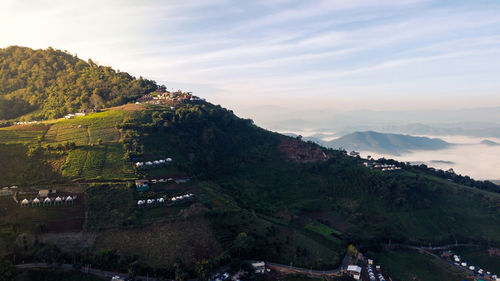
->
2 0 500 116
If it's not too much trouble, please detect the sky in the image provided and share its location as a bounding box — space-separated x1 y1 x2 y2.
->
1 0 500 118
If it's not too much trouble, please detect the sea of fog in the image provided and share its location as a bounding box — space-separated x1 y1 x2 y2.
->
279 130 500 181
360 135 500 181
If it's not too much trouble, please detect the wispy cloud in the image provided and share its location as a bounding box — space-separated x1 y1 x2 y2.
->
1 0 500 115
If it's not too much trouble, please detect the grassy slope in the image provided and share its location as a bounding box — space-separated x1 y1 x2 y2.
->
0 110 134 186
370 248 470 281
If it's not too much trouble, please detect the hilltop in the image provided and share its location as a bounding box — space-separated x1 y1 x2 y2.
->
324 131 451 155
0 46 159 120
0 47 499 281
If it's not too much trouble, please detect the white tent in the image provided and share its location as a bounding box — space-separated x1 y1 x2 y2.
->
55 197 62 204
44 197 52 204
65 196 73 202
32 198 40 205
21 199 30 206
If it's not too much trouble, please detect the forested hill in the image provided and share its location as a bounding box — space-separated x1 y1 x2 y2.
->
325 131 451 155
0 46 160 120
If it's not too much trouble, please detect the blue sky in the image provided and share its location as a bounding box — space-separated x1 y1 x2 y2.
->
1 0 500 116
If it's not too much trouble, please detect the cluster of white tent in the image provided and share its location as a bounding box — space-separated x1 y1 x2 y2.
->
64 112 85 119
451 253 496 279
171 193 194 202
14 121 39 125
137 197 166 207
20 195 76 207
136 193 194 208
150 178 175 184
150 177 190 184
135 158 173 169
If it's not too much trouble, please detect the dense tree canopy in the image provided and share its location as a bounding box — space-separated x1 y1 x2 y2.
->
0 46 159 120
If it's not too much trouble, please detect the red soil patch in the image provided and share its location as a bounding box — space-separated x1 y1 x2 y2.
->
278 135 329 163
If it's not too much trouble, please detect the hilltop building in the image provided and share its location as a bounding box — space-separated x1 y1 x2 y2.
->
347 265 362 280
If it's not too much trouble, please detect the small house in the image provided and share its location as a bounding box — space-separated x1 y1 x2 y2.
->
135 180 150 191
38 189 50 197
251 261 266 274
347 265 362 280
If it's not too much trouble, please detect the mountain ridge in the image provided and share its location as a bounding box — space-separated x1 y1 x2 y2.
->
322 131 451 155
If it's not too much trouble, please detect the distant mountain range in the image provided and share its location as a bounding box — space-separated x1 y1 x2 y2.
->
481 139 500 146
320 131 452 155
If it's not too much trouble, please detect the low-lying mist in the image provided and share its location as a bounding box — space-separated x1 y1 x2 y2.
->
359 135 500 181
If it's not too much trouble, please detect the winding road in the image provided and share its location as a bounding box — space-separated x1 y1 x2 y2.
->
15 263 166 281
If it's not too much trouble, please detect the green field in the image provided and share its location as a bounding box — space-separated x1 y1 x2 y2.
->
0 125 48 144
370 248 470 281
305 221 343 237
43 111 125 145
0 144 64 186
61 144 133 180
84 184 135 230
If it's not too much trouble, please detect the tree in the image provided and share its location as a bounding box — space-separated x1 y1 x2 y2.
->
194 259 212 281
347 244 359 257
0 258 17 281
128 260 140 279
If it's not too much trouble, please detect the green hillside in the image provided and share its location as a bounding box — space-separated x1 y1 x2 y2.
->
0 47 499 281
0 46 159 120
325 131 451 155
